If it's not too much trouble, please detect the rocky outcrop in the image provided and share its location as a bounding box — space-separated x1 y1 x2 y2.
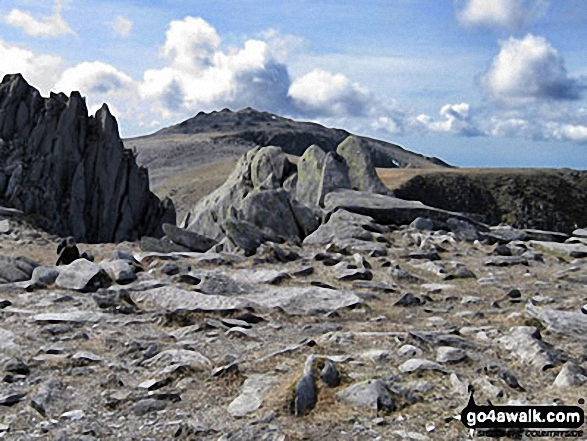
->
0 74 174 242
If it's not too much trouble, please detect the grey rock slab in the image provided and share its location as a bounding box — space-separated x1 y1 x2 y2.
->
142 349 212 370
526 303 587 341
30 266 60 285
323 189 475 226
55 259 112 291
525 230 569 243
336 135 388 194
0 219 10 234
336 379 395 411
398 345 423 358
33 310 104 324
228 374 278 418
0 254 39 283
530 240 587 258
232 268 289 285
498 326 563 370
483 256 528 267
242 286 362 316
241 188 300 241
303 209 382 246
101 259 136 284
135 286 252 312
224 218 274 256
71 351 102 362
572 228 587 239
296 144 326 207
436 346 467 363
140 236 191 253
399 358 447 374
317 152 351 205
196 271 255 296
553 362 587 388
162 223 217 252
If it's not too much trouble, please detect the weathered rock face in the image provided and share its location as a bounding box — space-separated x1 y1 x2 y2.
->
336 136 388 194
184 146 307 246
0 74 174 242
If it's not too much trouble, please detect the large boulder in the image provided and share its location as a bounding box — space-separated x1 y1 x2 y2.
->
296 145 326 207
317 152 351 205
185 146 309 245
0 74 174 242
0 254 39 283
336 136 388 194
323 189 483 227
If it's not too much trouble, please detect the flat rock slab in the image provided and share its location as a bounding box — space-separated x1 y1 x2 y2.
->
163 223 217 252
399 358 447 374
572 229 587 239
228 374 278 418
243 286 362 316
55 259 111 291
33 311 104 324
526 304 587 341
136 286 252 312
232 269 289 285
530 241 587 258
142 349 212 370
498 325 564 370
323 190 473 226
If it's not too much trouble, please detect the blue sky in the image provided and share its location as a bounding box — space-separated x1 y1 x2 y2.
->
1 0 586 167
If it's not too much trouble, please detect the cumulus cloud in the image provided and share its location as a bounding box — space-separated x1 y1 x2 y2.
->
417 102 481 136
288 69 372 117
548 123 587 143
109 16 133 37
139 16 294 118
55 61 136 117
456 0 548 29
481 34 583 105
3 0 75 38
0 40 65 95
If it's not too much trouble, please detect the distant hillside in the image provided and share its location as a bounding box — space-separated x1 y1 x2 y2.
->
124 107 449 217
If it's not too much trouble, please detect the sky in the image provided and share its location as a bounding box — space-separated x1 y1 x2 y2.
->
1 0 587 168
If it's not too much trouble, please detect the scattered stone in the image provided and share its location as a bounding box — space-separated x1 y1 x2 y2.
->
483 256 528 267
399 359 446 374
336 379 396 412
394 293 421 307
55 259 112 292
526 304 587 341
436 346 467 363
498 326 563 370
163 223 217 252
553 362 587 388
0 393 26 406
228 374 278 418
398 345 423 358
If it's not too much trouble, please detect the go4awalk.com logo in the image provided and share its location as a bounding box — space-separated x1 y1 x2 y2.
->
461 387 585 439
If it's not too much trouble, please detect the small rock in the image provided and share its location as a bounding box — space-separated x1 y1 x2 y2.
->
60 409 85 420
394 293 421 307
553 362 587 388
436 346 467 363
398 345 423 358
336 379 395 412
320 359 340 388
399 358 446 374
130 398 167 415
0 393 26 406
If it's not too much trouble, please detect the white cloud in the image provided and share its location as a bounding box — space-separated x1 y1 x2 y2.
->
288 69 372 117
55 61 137 118
109 16 133 37
548 123 587 143
481 34 583 105
3 0 75 38
139 16 293 118
417 102 481 136
0 40 65 95
456 0 548 29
